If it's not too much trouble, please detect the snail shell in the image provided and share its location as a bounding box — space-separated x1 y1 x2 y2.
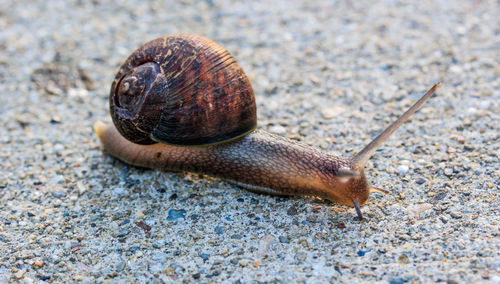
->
110 34 257 146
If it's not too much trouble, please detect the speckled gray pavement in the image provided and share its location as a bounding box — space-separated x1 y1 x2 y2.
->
1 0 499 283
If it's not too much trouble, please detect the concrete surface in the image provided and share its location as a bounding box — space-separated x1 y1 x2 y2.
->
0 0 499 282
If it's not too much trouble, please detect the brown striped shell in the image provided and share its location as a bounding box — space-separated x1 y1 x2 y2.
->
110 34 257 146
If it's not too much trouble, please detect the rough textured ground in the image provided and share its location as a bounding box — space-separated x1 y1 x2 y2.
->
1 0 499 283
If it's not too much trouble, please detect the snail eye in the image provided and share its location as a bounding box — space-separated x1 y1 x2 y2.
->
338 176 352 184
336 168 360 178
336 168 360 184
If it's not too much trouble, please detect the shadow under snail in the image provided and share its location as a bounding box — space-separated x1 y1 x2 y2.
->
94 34 441 220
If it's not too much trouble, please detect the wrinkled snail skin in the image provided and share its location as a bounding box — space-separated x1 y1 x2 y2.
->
95 122 370 207
97 33 441 220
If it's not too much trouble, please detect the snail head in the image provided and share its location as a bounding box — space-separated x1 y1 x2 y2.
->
327 83 441 220
321 164 387 220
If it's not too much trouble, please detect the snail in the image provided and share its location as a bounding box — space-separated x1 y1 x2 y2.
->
94 34 441 220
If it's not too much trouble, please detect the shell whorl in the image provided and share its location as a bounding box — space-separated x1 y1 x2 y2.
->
110 34 257 146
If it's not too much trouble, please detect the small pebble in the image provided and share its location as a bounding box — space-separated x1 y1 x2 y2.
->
33 260 44 268
294 252 307 262
112 187 126 196
53 144 64 154
479 101 491 110
77 181 87 194
398 253 410 264
230 258 239 265
306 215 321 223
389 278 406 284
50 116 61 124
15 270 25 279
135 221 151 232
397 165 409 175
310 75 320 84
321 106 344 119
416 178 426 184
287 205 298 216
68 88 89 98
449 212 463 219
279 236 290 243
357 249 371 256
199 254 210 261
259 235 276 252
433 192 447 201
136 211 145 219
319 140 330 150
440 216 449 224
481 270 490 279
167 209 186 221
117 230 129 238
231 234 242 239
214 226 224 235
444 168 453 176
269 125 287 134
115 261 125 272
410 203 433 215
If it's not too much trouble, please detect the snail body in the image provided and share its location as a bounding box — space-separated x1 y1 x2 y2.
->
95 34 440 220
95 124 368 206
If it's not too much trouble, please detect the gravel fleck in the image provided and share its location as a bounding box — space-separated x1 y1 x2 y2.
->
357 249 372 257
32 260 44 268
321 106 344 119
135 221 151 232
398 165 410 176
279 236 290 243
390 278 406 284
415 178 426 185
135 210 145 219
14 270 25 279
269 125 287 135
238 259 249 267
398 253 410 264
287 205 299 216
115 261 126 272
259 235 276 254
199 254 210 261
214 226 224 235
449 212 463 219
167 209 186 221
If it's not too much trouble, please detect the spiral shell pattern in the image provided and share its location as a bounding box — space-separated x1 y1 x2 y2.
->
110 34 257 146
